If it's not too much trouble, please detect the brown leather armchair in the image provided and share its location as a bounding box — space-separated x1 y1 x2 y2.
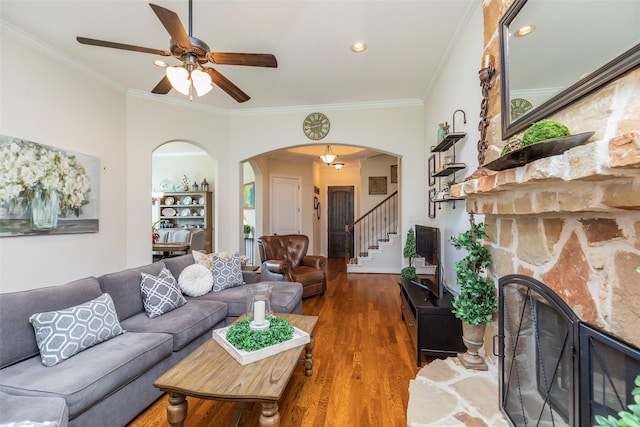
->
258 234 327 298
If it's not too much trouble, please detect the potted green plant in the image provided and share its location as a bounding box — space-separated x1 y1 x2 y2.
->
450 213 497 370
401 228 417 279
594 374 640 426
243 224 251 238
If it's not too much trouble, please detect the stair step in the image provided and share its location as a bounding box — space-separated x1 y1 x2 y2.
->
368 245 379 250
378 239 390 243
358 252 369 257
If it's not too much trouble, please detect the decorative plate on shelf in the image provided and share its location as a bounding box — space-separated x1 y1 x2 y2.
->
181 208 191 217
164 197 174 205
199 209 205 216
161 208 176 217
198 196 205 204
484 131 595 172
182 196 192 205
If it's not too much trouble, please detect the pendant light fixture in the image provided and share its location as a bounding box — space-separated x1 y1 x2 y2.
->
319 145 337 165
333 162 344 170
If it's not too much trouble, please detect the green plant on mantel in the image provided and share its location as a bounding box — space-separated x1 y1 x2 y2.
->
593 374 640 427
401 228 417 279
450 213 497 325
243 224 251 234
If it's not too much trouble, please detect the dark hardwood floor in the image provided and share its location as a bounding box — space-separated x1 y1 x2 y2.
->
128 259 421 426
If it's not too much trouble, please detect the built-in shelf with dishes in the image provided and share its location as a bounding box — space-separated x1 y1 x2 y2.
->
158 191 213 252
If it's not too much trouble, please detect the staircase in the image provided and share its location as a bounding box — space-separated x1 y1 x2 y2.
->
346 231 401 273
344 191 438 274
346 191 402 273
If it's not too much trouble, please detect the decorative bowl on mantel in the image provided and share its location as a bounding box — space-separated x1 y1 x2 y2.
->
484 131 595 172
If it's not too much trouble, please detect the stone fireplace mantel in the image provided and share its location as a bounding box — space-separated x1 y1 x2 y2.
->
452 131 640 215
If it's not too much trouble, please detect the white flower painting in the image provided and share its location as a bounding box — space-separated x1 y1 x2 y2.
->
0 135 100 236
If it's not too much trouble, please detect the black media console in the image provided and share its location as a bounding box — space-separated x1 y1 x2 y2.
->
399 277 465 367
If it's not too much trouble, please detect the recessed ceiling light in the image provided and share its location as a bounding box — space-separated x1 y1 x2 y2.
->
153 59 168 68
514 25 535 37
351 42 367 53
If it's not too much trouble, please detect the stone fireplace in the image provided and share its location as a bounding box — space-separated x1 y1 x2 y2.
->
451 50 640 427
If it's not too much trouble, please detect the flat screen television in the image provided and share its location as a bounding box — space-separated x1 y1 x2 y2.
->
413 225 440 299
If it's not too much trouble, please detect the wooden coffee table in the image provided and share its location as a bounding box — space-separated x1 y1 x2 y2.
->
154 313 319 427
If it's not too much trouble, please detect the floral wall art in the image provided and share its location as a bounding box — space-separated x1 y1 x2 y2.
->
0 135 99 236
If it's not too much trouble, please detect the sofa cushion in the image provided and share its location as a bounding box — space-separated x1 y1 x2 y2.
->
162 254 195 280
0 391 68 427
98 261 166 321
0 277 103 369
120 300 227 351
178 264 213 297
212 253 244 291
190 281 303 318
140 268 187 318
0 332 172 420
29 293 124 367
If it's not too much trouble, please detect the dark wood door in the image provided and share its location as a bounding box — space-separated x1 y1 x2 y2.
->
328 186 354 259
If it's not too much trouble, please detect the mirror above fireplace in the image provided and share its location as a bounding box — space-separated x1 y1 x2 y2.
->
499 0 640 139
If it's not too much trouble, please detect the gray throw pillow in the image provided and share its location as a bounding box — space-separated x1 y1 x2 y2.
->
29 293 125 367
140 267 187 318
212 252 245 292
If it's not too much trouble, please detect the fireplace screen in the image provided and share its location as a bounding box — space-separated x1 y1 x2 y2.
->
498 275 640 427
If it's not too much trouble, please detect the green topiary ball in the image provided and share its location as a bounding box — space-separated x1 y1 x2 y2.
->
521 120 570 147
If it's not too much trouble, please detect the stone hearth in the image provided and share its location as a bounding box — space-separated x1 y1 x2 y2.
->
407 357 508 426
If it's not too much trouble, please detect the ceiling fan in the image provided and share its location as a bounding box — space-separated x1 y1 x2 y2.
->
76 1 277 102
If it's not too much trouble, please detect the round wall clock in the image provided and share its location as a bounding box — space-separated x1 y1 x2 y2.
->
510 98 533 120
303 112 330 140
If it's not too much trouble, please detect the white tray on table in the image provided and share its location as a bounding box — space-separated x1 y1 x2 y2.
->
212 325 310 365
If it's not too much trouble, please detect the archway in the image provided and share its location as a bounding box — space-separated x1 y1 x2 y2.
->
152 141 217 257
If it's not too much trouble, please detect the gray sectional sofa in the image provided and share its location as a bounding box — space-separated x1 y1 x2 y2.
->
0 254 303 427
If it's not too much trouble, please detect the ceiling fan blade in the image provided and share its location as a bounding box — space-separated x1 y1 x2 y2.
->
204 68 250 103
208 52 278 68
149 3 192 50
77 37 171 56
151 76 172 94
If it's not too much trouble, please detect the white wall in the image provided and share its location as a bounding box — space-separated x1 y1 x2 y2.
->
359 154 398 214
422 1 483 293
0 31 128 292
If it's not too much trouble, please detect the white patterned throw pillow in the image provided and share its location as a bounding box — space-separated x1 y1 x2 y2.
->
140 267 187 318
29 293 125 367
212 252 245 292
178 263 214 297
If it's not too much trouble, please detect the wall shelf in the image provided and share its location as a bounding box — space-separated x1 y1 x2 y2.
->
432 163 467 177
431 132 467 152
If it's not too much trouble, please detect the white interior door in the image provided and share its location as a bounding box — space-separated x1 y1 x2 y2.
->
271 175 300 235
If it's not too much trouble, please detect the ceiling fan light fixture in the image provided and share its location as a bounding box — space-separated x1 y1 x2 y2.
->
166 66 191 96
191 69 213 96
319 145 337 165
